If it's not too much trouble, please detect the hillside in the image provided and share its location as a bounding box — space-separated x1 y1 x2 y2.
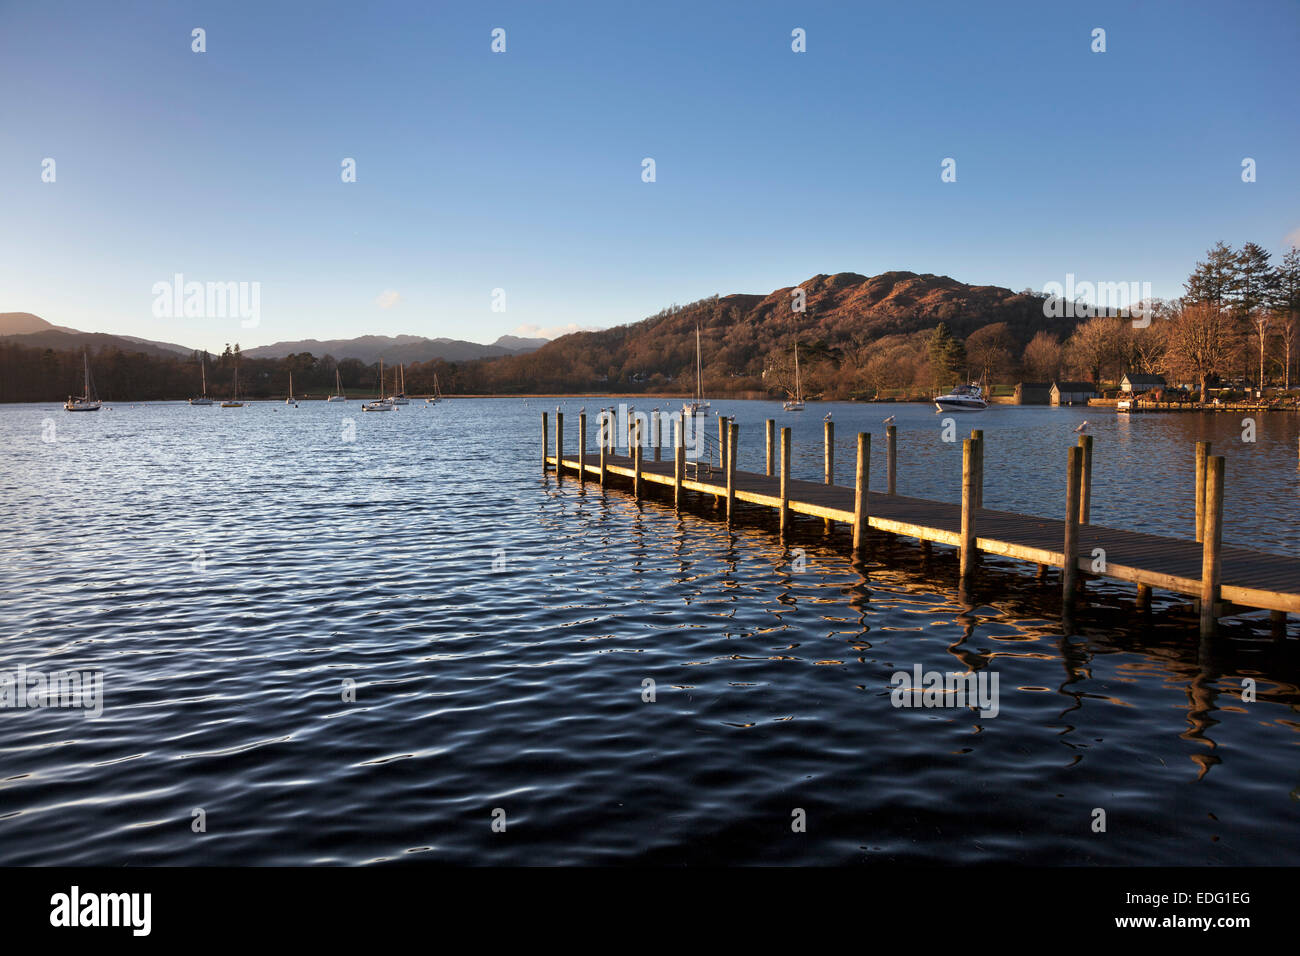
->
0 271 1071 401
419 271 1058 396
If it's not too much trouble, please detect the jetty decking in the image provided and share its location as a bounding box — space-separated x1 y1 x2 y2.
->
541 412 1300 636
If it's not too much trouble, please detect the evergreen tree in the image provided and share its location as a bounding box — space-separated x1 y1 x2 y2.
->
928 323 967 386
1235 241 1278 319
1184 241 1240 308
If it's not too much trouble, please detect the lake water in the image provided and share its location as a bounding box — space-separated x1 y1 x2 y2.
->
1 398 1297 864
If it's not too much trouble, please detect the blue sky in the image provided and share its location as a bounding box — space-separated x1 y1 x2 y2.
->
1 0 1297 353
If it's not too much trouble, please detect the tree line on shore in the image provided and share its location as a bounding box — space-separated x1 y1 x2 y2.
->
3 243 1296 403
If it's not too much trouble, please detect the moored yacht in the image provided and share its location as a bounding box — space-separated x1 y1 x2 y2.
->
221 359 245 407
683 325 710 416
327 369 347 402
783 339 806 412
933 383 987 412
388 364 410 405
362 359 393 412
190 359 213 405
65 351 102 411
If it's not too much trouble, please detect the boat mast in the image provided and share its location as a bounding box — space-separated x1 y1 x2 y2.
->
695 326 703 404
201 360 207 398
794 340 801 402
83 351 90 398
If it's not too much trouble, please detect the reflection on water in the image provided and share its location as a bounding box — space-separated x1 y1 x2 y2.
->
0 399 1296 865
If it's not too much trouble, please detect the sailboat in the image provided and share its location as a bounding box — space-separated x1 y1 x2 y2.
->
327 368 347 402
189 358 213 405
682 325 710 417
65 351 102 411
783 340 806 412
388 364 409 405
362 359 393 412
425 373 441 404
221 359 245 407
285 372 298 406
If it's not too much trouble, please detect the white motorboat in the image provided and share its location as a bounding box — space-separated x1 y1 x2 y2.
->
65 351 102 411
933 383 987 412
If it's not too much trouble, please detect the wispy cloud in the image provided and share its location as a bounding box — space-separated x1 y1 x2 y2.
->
510 322 598 340
375 290 402 309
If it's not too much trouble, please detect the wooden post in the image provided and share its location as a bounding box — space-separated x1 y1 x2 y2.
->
1063 446 1083 615
1136 584 1152 611
765 418 775 476
824 419 835 484
599 414 607 487
555 412 564 478
726 422 738 520
1200 455 1225 638
578 412 587 484
674 418 684 510
853 432 870 553
779 426 791 533
960 438 977 583
1195 440 1211 541
633 420 642 500
653 411 661 462
824 419 835 532
542 412 549 473
1077 433 1093 523
886 424 897 495
717 415 727 469
970 428 983 509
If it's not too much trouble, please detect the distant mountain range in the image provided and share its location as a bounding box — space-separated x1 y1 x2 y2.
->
241 334 548 363
0 313 549 363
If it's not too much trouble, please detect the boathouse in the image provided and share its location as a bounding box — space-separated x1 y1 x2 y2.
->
1120 373 1167 393
1051 381 1097 406
1014 382 1052 405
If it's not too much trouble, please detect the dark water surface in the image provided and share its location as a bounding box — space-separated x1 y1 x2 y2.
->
1 398 1297 865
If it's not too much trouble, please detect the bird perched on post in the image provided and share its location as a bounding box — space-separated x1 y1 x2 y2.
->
883 415 896 424
823 412 833 422
1074 420 1089 433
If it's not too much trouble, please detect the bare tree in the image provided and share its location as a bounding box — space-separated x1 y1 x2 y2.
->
1163 302 1242 402
965 322 1015 386
1022 331 1062 381
1064 316 1125 383
1251 311 1271 391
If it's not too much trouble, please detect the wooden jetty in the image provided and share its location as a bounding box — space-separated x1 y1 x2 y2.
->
541 412 1300 637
